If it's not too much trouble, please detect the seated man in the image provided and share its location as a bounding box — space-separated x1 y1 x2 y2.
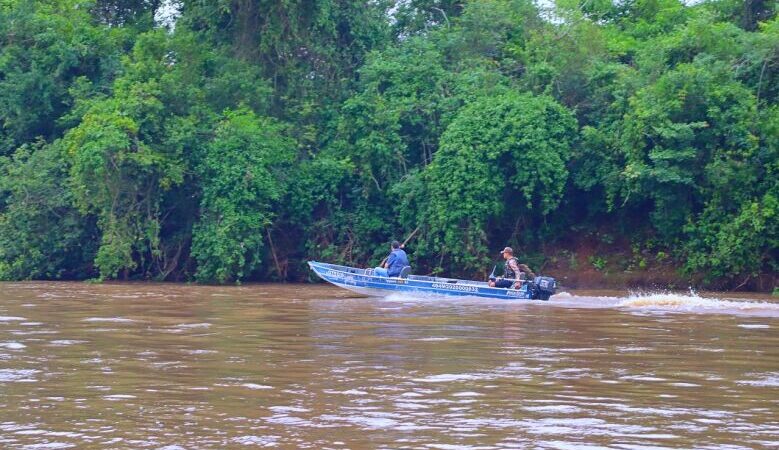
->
488 247 535 289
374 240 410 277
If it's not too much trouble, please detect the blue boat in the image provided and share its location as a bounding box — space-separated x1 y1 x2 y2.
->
308 261 557 301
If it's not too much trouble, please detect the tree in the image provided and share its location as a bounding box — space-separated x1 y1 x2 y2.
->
419 91 577 273
0 0 120 154
0 141 96 280
191 109 294 283
63 31 184 279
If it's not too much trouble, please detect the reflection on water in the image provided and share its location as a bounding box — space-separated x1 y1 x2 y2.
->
0 282 777 449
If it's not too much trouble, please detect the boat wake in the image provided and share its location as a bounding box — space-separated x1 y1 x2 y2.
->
617 291 779 316
360 288 779 318
548 290 779 317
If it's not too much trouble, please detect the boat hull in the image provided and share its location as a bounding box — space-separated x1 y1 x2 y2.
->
308 261 545 300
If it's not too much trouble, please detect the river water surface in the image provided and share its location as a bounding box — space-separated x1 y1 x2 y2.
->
0 282 778 449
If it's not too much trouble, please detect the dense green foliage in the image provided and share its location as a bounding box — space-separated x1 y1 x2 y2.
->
192 108 294 283
0 0 776 289
418 92 577 273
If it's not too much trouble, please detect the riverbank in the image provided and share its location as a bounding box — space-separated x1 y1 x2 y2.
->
536 241 777 294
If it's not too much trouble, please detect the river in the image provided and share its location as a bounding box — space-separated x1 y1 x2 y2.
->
0 282 778 449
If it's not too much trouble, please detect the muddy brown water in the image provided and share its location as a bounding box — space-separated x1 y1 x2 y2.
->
0 282 778 449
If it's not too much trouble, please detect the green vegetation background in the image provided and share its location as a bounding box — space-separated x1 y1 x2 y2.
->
0 0 776 290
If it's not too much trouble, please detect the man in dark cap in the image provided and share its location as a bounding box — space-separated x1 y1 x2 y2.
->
488 247 535 289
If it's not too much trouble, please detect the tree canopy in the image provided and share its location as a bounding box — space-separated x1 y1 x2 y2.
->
0 0 776 289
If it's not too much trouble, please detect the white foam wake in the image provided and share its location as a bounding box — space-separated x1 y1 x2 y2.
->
617 291 779 316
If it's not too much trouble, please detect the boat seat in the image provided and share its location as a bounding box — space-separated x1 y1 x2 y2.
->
399 266 411 279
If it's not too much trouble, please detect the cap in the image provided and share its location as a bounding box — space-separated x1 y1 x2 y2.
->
500 247 513 254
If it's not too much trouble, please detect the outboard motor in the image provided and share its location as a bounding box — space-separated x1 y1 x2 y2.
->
531 276 556 300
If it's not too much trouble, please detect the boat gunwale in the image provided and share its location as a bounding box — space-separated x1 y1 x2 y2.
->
308 261 487 285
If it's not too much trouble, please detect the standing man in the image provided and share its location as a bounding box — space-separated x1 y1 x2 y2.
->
374 240 410 277
489 247 535 289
